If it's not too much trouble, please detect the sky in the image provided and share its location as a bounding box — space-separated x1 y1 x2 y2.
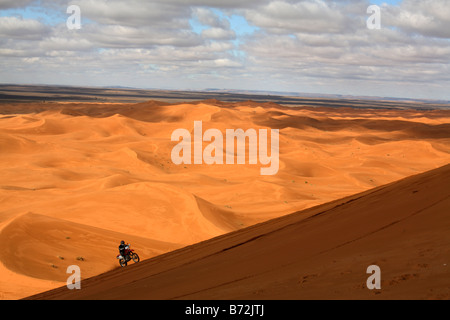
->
1 0 450 100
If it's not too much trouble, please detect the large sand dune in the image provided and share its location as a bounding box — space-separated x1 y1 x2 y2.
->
27 164 450 300
0 100 449 299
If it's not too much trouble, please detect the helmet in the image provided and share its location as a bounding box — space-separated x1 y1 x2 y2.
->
120 240 125 245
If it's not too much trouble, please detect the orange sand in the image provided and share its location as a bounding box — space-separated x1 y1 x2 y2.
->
28 164 450 300
0 100 449 299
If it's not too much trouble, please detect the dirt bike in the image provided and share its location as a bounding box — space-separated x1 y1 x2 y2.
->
116 244 140 267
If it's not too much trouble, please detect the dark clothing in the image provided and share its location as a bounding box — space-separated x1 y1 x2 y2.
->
119 243 127 257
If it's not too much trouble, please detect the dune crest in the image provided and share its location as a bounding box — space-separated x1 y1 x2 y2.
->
27 164 450 300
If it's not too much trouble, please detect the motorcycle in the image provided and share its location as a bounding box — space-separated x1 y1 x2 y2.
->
116 244 140 267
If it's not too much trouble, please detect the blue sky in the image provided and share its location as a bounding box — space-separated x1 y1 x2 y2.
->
2 4 260 34
371 0 402 5
0 6 60 24
3 3 395 30
1 0 449 100
2 1 402 39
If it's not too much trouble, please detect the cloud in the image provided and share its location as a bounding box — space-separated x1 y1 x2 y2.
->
383 0 450 38
192 8 236 40
193 7 229 28
83 24 202 48
0 0 450 100
0 16 50 40
0 0 34 10
242 0 364 35
75 0 190 28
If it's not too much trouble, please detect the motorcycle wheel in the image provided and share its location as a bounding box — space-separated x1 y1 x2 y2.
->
119 258 127 267
132 253 140 263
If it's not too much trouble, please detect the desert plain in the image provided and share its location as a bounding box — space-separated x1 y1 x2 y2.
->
0 90 449 299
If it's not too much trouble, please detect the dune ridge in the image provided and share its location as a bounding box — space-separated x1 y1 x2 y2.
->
26 164 450 300
0 100 449 299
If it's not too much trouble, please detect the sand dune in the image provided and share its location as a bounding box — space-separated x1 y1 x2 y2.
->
0 100 449 299
0 212 179 281
27 164 450 300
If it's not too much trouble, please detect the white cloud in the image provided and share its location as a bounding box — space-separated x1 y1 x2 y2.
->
384 0 450 38
243 0 355 34
1 0 450 100
201 27 236 40
0 16 50 40
193 7 228 28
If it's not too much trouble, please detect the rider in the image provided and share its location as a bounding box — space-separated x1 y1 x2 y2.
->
118 240 128 260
